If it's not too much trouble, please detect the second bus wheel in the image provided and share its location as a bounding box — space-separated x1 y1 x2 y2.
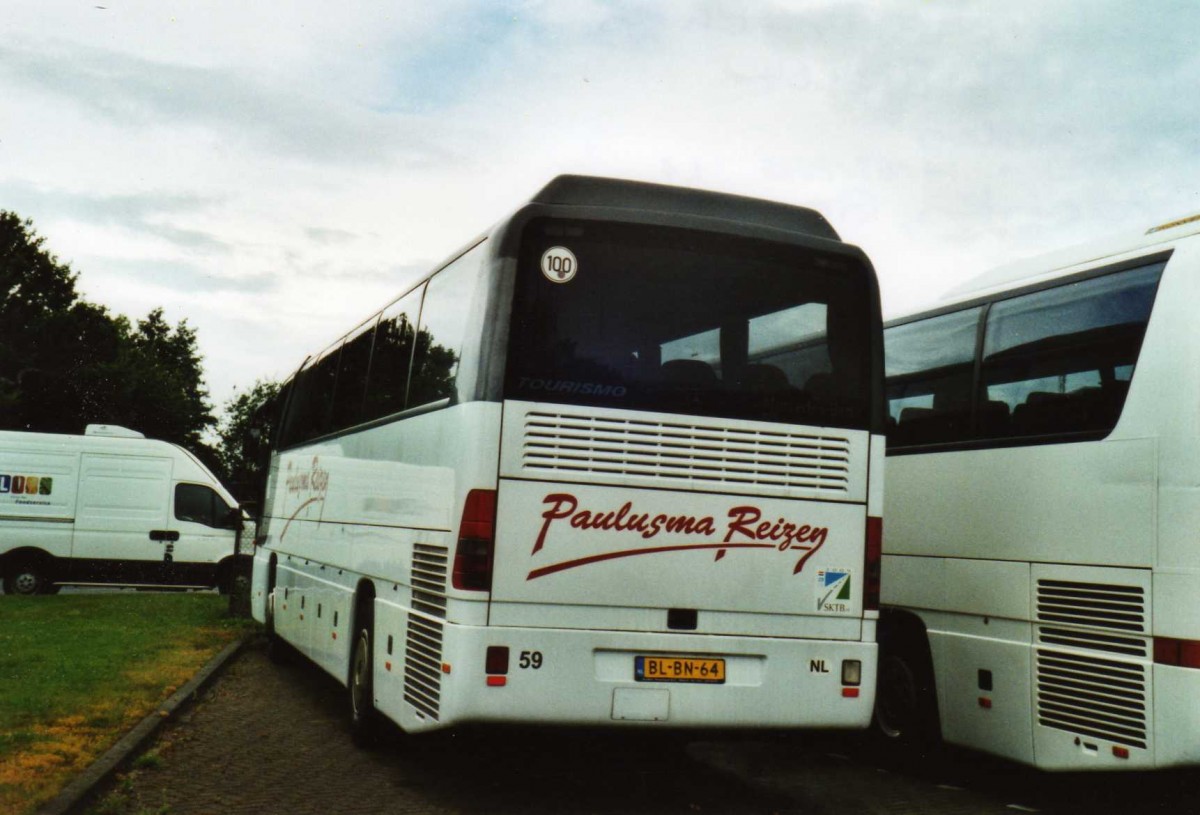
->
874 631 941 754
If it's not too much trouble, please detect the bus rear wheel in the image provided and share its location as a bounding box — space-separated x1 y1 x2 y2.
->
349 614 384 746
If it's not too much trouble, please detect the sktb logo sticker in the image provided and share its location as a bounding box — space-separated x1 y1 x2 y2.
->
0 474 52 496
816 569 852 612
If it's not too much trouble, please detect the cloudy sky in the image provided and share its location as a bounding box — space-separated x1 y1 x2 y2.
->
3 1 1199 417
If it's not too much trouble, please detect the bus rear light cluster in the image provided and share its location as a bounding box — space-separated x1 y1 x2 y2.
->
841 659 861 697
486 645 509 686
452 489 497 591
864 517 882 611
1153 636 1200 668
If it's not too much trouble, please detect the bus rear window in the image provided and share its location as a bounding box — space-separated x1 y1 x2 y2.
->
505 220 873 429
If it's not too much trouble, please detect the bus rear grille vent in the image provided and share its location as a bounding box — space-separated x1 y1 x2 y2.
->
523 411 851 493
1035 579 1146 634
411 544 448 619
403 613 443 721
1035 649 1147 749
1037 626 1148 658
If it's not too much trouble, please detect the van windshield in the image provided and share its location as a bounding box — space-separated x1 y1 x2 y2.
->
505 219 873 429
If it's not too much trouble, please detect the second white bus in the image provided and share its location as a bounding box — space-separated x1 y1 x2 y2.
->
879 213 1200 770
252 175 886 740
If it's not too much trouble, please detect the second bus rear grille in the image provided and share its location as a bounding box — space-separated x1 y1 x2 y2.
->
522 411 852 493
1035 579 1146 634
1035 649 1147 749
1036 626 1148 658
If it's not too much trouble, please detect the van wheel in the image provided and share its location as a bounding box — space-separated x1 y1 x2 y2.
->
349 616 384 746
4 560 53 596
874 634 940 753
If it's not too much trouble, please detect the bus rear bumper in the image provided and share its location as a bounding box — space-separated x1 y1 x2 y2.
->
372 608 876 734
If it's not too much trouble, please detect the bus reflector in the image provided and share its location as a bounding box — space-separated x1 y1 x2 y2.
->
864 517 882 611
486 646 509 675
1113 746 1130 759
841 687 859 698
1153 636 1200 668
453 489 497 591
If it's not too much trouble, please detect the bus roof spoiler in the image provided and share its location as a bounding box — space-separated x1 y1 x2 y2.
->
531 175 840 242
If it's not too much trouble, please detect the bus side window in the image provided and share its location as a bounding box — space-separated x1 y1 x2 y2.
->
330 318 378 432
409 247 484 409
884 307 982 448
278 345 339 448
362 288 423 422
980 262 1163 439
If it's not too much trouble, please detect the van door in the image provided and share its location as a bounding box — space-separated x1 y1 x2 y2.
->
169 482 238 584
73 454 173 583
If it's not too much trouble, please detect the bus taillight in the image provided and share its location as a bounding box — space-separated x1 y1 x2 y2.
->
453 489 497 591
1153 636 1200 669
864 516 882 611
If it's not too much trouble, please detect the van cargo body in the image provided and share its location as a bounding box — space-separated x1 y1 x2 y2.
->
0 425 246 594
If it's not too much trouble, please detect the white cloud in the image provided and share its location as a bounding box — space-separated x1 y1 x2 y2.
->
2 0 1200 420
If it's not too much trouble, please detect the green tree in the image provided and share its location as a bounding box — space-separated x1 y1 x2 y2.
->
217 379 282 511
0 211 81 426
111 308 216 448
0 210 216 447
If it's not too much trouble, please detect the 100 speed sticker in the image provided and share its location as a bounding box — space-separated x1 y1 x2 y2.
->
541 246 578 283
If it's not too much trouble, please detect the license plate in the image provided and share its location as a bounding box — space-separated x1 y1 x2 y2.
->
635 655 726 684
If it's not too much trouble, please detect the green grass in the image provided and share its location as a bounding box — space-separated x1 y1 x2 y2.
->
0 594 254 815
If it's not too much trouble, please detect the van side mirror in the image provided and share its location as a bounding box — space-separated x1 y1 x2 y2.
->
223 507 243 530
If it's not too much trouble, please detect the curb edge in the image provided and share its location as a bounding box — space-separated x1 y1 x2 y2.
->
36 634 251 815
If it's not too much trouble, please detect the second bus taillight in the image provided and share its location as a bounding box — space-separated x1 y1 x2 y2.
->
864 516 882 611
452 489 497 591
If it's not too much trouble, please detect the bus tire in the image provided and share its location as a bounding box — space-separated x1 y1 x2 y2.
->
3 557 55 596
264 558 292 664
265 628 292 664
348 612 385 747
874 630 940 754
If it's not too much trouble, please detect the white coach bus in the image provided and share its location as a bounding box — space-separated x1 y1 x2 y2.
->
879 213 1200 770
252 175 886 741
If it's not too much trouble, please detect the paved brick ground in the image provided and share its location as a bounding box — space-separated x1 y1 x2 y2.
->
84 640 795 815
80 640 1200 815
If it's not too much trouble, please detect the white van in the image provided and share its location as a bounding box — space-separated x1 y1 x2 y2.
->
0 424 247 595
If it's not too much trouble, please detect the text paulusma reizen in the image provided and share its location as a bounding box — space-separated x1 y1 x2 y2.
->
532 493 829 556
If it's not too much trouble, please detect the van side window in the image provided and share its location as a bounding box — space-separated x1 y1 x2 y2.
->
981 262 1163 439
885 307 982 447
175 484 232 528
